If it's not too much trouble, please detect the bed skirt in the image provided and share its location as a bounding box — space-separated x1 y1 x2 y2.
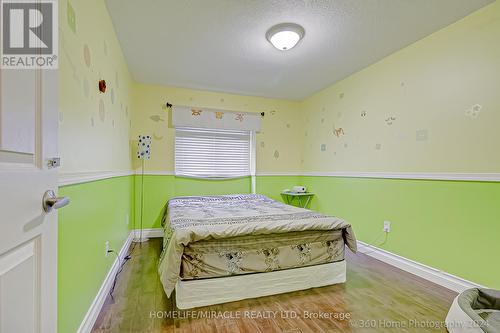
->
175 260 346 309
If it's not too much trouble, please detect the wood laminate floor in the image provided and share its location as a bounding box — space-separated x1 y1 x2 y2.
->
92 239 456 333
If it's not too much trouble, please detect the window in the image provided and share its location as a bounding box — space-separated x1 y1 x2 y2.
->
175 127 254 179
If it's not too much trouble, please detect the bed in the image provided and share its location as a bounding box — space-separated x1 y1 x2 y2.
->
158 194 357 309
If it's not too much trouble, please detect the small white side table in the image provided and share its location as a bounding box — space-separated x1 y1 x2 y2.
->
281 191 315 208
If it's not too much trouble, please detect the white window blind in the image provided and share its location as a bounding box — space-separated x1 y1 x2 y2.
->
175 127 252 179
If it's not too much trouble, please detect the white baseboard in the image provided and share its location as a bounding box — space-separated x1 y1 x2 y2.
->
357 241 483 293
77 232 134 333
132 228 164 239
77 229 164 332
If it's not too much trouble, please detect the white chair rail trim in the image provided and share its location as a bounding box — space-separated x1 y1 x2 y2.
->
59 170 500 187
301 171 500 182
59 171 134 187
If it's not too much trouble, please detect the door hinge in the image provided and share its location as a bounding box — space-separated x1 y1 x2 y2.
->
47 157 61 169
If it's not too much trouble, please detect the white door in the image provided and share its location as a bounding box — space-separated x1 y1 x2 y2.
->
0 65 61 331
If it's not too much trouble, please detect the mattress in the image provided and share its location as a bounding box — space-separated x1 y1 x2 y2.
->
180 229 345 279
158 194 357 296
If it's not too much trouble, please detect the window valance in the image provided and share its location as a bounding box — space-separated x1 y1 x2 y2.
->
172 106 261 131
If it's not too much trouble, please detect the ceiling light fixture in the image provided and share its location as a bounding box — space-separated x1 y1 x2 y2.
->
266 23 305 51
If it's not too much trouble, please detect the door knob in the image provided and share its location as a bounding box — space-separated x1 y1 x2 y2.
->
42 190 70 213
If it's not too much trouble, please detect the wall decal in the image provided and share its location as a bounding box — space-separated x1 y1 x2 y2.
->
153 134 164 141
416 129 429 141
321 144 327 152
235 113 244 122
304 131 308 137
286 123 291 128
215 111 224 119
400 82 405 87
270 110 276 115
333 127 345 138
191 109 202 116
150 115 164 122
339 92 344 99
273 150 280 159
375 143 382 150
361 111 367 117
321 118 325 123
465 104 482 118
83 44 91 67
260 141 265 148
67 1 76 33
99 100 105 122
98 79 106 93
385 116 396 125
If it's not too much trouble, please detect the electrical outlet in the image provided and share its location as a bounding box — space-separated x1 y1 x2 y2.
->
383 221 391 233
105 241 110 257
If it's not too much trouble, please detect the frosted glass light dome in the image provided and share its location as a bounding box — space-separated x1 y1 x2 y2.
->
266 23 305 51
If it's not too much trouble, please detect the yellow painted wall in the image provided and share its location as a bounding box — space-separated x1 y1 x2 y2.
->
130 83 303 173
300 1 500 173
59 0 133 173
58 0 500 175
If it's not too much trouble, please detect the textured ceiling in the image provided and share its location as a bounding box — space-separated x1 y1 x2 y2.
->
105 0 493 100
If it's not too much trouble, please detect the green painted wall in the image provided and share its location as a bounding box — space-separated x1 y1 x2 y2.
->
256 175 301 202
58 176 134 333
300 175 500 289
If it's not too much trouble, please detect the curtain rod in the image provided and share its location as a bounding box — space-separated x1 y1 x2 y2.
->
165 102 265 117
